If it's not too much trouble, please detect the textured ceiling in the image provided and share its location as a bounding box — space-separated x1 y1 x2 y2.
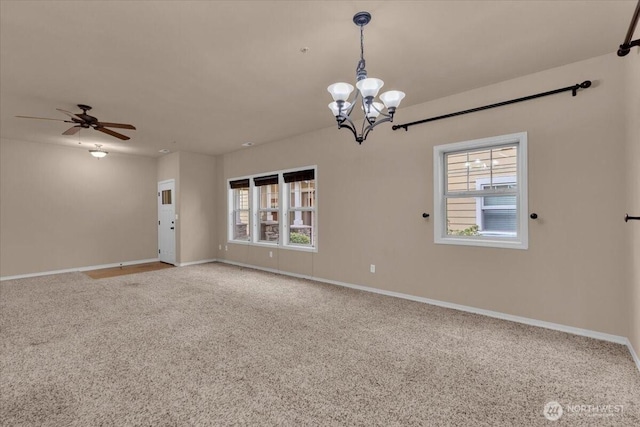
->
1 1 637 157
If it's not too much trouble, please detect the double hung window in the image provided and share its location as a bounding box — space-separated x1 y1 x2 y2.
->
229 179 250 241
433 132 528 249
284 169 316 247
254 175 279 243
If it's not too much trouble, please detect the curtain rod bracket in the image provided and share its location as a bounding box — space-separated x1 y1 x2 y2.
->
618 40 640 57
618 0 640 57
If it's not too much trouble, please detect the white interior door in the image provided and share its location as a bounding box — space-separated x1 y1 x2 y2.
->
158 180 176 265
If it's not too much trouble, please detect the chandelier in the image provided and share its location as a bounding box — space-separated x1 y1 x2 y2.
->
327 12 405 145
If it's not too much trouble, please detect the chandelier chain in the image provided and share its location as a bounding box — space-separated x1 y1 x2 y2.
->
356 24 366 79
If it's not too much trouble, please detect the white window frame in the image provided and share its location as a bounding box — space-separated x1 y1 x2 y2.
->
255 183 280 245
227 177 251 242
227 166 318 252
285 180 316 248
433 132 528 249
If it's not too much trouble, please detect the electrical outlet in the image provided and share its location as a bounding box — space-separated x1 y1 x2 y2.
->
225 245 228 251
218 244 222 250
370 264 376 273
269 251 273 258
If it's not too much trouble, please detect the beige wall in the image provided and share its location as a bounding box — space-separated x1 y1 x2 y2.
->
157 151 217 265
178 151 217 264
625 50 640 357
219 53 631 338
0 138 157 277
0 142 218 277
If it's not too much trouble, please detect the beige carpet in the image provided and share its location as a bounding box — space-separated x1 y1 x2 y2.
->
1 263 638 426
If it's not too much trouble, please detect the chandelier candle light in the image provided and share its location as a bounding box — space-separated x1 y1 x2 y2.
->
328 11 405 145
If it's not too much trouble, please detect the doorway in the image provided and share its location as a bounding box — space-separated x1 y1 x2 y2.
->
158 179 176 265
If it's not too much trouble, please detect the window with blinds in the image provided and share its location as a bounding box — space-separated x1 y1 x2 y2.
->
227 167 317 251
284 169 315 247
254 176 279 243
434 133 528 249
229 179 250 241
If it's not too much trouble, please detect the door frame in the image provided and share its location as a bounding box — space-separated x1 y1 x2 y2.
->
158 179 177 265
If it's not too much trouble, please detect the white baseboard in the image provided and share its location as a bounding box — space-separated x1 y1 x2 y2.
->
220 259 640 373
178 259 217 267
627 338 640 373
0 258 160 281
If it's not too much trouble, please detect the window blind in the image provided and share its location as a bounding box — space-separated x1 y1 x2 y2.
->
229 179 250 189
283 169 315 183
253 175 279 186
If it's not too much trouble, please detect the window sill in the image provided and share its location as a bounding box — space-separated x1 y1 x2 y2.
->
435 235 528 250
227 240 318 253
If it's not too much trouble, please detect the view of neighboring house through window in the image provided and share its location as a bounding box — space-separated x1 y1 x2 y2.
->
434 132 528 249
229 178 250 241
476 176 517 236
227 166 317 251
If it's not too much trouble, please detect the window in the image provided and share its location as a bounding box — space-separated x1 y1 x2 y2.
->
255 175 279 243
161 189 172 205
229 179 250 241
284 169 316 247
227 166 317 251
433 132 528 249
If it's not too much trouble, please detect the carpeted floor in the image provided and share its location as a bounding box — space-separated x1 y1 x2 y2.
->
1 263 638 426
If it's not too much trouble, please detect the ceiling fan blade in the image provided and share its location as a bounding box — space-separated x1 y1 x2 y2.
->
56 108 84 121
16 115 70 122
96 126 130 141
96 122 136 130
62 126 81 136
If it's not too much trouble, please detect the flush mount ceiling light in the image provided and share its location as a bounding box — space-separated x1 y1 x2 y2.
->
328 11 405 145
89 144 108 159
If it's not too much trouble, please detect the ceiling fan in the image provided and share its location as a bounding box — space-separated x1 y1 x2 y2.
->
16 104 136 141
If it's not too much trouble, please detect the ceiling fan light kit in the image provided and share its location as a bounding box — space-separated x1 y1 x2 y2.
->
327 12 405 145
89 144 108 159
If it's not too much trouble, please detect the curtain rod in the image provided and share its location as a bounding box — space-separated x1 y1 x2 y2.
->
392 81 592 132
618 0 640 57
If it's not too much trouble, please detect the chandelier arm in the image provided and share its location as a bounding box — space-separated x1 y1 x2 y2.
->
361 96 377 128
340 113 358 131
360 114 369 137
345 90 361 116
338 119 359 141
370 116 393 129
362 123 376 142
361 116 392 142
